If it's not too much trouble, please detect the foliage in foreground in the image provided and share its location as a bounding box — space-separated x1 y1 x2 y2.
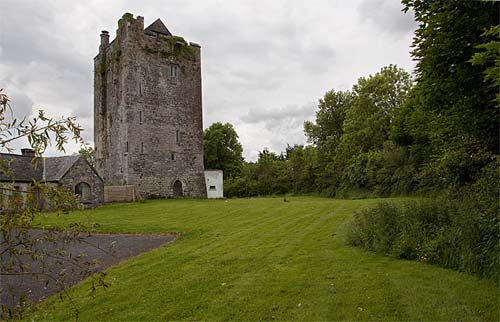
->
0 89 105 319
346 160 500 279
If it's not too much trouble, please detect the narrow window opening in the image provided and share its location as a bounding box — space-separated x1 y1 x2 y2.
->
170 65 179 78
171 153 175 161
209 185 216 191
125 141 129 153
176 129 180 143
139 111 143 124
139 81 142 96
141 142 144 154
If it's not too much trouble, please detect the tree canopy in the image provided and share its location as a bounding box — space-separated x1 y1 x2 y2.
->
203 122 244 178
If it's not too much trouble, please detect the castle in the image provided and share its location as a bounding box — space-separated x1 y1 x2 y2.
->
94 13 207 199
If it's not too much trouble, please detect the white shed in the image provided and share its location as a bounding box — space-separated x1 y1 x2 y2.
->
204 169 223 198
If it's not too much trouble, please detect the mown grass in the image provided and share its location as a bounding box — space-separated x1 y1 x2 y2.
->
28 197 498 321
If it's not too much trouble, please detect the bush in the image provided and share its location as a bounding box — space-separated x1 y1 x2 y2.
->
337 143 417 198
365 142 417 196
346 160 499 278
224 177 258 198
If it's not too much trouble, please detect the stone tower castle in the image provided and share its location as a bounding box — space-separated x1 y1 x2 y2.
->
94 13 207 198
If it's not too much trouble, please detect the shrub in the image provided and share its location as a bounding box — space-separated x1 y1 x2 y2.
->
347 160 499 279
224 177 258 198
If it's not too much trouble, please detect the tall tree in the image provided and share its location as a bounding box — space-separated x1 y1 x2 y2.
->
285 144 318 193
339 65 412 158
402 0 499 155
304 89 352 148
203 122 244 178
469 25 500 107
304 90 353 194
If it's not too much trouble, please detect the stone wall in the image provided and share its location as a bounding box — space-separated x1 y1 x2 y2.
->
59 157 104 206
0 182 30 211
94 13 207 199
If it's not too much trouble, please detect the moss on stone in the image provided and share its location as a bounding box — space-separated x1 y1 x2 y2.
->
142 36 197 61
94 58 107 75
118 12 135 28
164 36 197 61
111 48 122 64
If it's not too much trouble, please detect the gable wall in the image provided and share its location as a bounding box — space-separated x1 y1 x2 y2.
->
59 158 104 206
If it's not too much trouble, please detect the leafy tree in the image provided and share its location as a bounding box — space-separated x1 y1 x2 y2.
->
79 144 96 168
224 144 318 198
329 65 412 194
339 65 412 158
0 89 106 319
402 0 499 155
469 25 500 106
203 122 244 179
284 144 318 193
304 90 352 147
345 2 500 278
304 90 353 194
252 148 289 195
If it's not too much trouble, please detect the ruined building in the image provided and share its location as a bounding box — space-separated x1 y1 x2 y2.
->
94 13 207 198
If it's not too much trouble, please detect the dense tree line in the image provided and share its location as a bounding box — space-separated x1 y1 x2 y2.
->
204 1 498 201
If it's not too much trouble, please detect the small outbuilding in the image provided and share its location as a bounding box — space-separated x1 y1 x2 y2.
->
204 169 223 199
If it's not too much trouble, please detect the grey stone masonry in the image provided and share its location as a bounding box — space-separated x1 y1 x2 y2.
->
58 157 104 206
94 13 207 198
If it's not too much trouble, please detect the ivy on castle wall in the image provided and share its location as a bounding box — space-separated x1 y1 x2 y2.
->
143 35 197 61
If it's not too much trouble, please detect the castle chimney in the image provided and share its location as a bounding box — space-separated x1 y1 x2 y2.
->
21 148 35 157
100 30 110 49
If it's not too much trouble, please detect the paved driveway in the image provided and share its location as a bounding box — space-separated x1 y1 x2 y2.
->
0 230 176 308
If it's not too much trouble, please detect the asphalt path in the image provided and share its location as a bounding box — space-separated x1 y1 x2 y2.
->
0 230 176 309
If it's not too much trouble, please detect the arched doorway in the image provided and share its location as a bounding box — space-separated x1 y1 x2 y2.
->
75 182 91 203
173 180 183 197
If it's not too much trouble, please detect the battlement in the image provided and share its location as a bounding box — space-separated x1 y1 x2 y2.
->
96 13 200 64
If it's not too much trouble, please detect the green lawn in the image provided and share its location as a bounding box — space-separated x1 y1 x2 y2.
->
29 197 498 321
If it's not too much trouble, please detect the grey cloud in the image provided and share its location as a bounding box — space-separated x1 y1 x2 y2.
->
3 87 34 122
0 2 88 75
358 0 416 35
242 103 316 125
237 104 316 156
1 0 416 160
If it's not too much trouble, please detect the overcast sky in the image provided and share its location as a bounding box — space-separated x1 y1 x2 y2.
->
0 0 416 161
